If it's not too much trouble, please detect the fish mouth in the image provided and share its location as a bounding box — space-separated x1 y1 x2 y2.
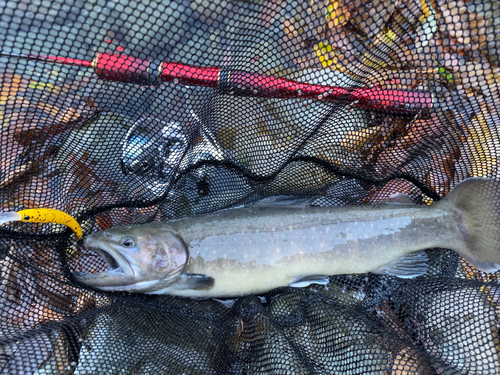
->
96 248 120 270
73 239 135 286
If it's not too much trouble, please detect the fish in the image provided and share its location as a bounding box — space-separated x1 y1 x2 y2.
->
74 177 500 298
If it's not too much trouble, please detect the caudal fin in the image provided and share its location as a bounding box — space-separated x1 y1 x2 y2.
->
444 177 500 273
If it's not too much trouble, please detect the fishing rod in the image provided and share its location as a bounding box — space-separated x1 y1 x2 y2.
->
1 51 434 115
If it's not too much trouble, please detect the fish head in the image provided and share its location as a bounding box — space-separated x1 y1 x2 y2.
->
74 224 188 293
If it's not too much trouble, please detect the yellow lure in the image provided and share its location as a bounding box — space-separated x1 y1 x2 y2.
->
16 208 83 239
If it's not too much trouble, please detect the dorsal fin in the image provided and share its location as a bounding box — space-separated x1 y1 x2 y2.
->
384 193 416 205
246 196 312 208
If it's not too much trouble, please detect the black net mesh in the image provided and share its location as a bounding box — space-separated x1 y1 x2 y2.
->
1 0 500 373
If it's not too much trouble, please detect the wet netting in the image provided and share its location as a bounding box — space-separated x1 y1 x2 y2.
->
1 0 500 374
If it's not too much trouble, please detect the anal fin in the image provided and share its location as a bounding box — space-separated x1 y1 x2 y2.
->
289 275 330 288
374 251 429 278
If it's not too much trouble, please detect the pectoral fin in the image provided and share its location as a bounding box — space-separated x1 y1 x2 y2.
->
374 251 429 278
289 275 330 288
176 273 215 290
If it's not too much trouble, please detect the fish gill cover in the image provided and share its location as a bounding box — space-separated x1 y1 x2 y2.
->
0 0 500 373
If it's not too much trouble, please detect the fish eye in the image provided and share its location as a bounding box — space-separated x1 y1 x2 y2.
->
121 238 135 247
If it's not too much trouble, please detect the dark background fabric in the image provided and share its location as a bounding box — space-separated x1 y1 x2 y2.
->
1 0 499 373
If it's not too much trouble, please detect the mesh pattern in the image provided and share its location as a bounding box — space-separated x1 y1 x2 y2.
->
1 0 500 373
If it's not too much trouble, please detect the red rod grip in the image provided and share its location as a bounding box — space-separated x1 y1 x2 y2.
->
94 53 151 83
351 87 435 114
160 61 219 87
228 70 434 114
94 53 220 87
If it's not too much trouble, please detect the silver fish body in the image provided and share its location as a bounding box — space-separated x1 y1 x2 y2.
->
75 178 500 298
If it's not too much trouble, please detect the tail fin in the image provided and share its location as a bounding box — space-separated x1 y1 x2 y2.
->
444 177 500 273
